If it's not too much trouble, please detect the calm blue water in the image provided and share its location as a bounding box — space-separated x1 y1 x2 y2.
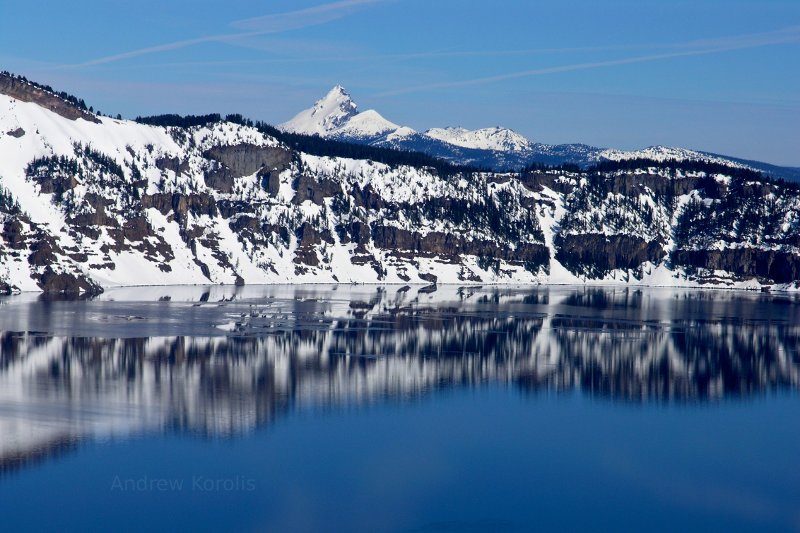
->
0 286 798 532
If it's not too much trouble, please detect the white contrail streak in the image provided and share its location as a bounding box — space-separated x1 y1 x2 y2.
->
378 26 800 96
65 0 384 68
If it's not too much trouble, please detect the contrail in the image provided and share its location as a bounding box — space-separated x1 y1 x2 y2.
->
67 32 265 68
64 0 384 68
231 0 381 32
378 26 800 96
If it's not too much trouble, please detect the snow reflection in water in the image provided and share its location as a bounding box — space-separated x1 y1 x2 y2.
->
1 284 798 472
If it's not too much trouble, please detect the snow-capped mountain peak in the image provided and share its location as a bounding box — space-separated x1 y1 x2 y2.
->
281 87 538 152
280 85 358 136
278 88 799 180
596 145 746 169
599 145 699 162
424 126 533 152
279 85 412 140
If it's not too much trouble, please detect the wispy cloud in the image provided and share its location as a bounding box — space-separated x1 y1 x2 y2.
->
378 25 800 96
63 0 385 68
68 43 710 72
65 33 261 68
671 25 800 50
87 25 800 73
230 0 381 32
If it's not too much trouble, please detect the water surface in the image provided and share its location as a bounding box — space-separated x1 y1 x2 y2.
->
0 285 798 532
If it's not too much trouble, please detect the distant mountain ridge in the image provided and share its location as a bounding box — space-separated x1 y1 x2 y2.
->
280 86 800 181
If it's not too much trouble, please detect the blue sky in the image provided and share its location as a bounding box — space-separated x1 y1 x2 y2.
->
2 0 799 165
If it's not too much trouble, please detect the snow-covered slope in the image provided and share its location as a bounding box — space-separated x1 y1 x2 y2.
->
2 73 800 294
596 145 744 167
425 126 532 151
335 109 404 138
0 75 551 292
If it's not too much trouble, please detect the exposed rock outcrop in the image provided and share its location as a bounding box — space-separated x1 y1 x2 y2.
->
671 249 800 284
203 144 292 193
370 226 549 269
556 234 666 278
0 73 99 123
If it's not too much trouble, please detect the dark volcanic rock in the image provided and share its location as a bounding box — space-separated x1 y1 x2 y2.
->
0 73 99 123
34 268 101 294
671 248 800 283
520 169 724 202
0 281 17 295
155 156 191 176
205 144 292 177
419 272 438 285
142 193 217 222
293 175 342 205
336 221 371 247
261 172 282 197
67 194 114 228
27 239 61 267
2 219 27 250
202 144 293 193
351 184 386 210
556 234 666 277
203 167 236 194
520 171 577 194
294 222 334 268
33 173 79 196
371 226 549 269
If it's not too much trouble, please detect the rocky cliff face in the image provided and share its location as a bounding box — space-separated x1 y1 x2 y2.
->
1 83 799 293
0 72 99 123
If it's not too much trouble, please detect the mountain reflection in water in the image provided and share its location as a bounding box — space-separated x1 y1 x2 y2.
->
0 285 798 473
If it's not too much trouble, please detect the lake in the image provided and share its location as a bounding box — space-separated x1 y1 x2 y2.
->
0 285 798 532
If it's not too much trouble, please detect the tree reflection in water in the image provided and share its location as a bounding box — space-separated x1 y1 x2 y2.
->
1 285 798 472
